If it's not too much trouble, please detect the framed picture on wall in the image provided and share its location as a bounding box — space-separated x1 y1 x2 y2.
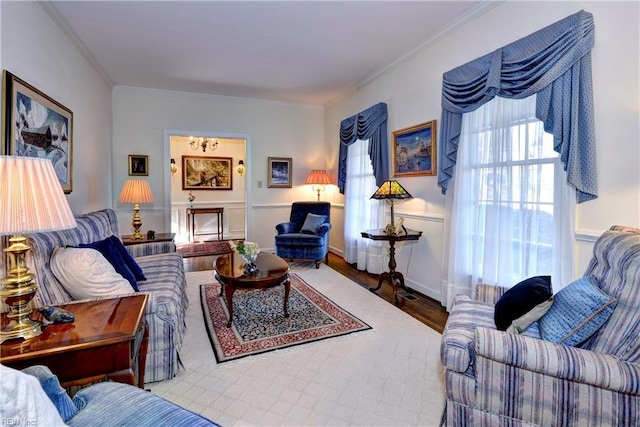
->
392 120 437 177
268 157 292 188
182 155 232 190
2 70 74 193
128 154 148 176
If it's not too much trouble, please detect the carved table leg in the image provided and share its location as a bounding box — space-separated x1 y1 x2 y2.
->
283 275 291 318
225 284 235 328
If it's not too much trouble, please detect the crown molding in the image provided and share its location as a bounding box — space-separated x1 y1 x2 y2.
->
357 0 503 89
38 1 114 88
113 85 323 110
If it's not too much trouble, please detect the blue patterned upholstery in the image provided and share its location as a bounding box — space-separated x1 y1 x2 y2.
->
4 209 186 383
440 226 640 426
275 202 331 269
17 365 218 426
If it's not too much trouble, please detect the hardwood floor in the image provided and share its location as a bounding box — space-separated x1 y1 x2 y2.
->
183 251 448 333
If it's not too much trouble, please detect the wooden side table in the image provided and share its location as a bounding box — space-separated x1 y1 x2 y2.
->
187 207 224 242
361 228 423 304
0 294 148 389
121 232 175 246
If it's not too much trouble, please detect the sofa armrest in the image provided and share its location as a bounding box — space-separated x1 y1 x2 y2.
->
317 223 331 236
475 327 640 394
55 291 158 316
69 382 219 426
126 241 176 258
276 222 295 235
474 283 508 304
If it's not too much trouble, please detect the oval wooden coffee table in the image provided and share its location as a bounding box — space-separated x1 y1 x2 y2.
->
214 252 290 327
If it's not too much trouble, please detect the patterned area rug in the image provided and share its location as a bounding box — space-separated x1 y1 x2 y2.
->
200 273 372 363
177 241 232 258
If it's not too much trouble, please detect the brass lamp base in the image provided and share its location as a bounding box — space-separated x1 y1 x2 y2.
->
0 235 42 343
130 202 144 240
0 316 42 344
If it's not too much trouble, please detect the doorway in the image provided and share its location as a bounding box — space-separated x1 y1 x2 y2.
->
164 130 251 244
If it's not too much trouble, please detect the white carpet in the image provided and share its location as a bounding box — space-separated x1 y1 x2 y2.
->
149 262 446 426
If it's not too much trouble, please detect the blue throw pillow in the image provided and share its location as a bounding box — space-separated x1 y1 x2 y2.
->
21 365 78 422
494 276 553 331
108 235 146 281
79 238 139 291
539 276 617 347
300 213 327 234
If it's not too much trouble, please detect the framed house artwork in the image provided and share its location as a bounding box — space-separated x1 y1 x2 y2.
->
2 70 74 193
392 120 437 177
268 157 292 188
182 156 232 190
128 154 148 176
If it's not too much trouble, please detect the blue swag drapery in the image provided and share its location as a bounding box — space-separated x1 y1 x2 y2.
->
438 10 597 203
338 103 389 194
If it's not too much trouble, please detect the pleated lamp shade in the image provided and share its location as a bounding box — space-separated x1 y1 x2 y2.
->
0 156 76 235
305 170 333 201
305 170 333 186
118 179 155 204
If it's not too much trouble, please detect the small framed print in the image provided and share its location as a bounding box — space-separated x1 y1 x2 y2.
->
268 157 292 188
393 120 437 177
128 154 148 176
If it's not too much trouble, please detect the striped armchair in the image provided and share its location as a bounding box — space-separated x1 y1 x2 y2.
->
2 209 187 383
440 226 640 426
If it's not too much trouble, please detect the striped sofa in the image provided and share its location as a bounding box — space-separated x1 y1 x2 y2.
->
11 209 187 383
440 226 640 426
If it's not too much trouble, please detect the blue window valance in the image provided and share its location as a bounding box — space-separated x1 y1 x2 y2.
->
438 10 597 203
338 103 389 194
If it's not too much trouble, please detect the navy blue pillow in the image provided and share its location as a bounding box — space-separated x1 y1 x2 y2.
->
79 238 139 291
494 275 552 331
108 235 146 281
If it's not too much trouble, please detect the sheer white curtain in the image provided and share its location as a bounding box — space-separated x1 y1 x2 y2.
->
343 139 384 273
444 95 575 309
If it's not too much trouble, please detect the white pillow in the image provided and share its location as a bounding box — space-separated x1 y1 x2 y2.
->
50 247 134 300
0 365 67 427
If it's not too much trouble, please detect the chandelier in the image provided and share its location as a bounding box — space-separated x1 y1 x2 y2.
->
190 137 218 152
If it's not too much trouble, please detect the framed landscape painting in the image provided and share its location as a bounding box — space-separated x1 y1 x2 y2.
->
392 120 437 177
182 155 232 190
268 157 292 188
2 70 74 193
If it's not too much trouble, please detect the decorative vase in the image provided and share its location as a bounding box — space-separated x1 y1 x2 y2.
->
241 253 258 265
242 262 258 276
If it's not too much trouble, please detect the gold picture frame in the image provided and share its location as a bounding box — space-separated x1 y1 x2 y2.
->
182 155 232 190
268 157 292 188
128 154 149 176
2 70 74 193
392 120 437 177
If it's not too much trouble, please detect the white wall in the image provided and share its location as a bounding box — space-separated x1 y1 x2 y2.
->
112 87 326 250
0 2 113 215
324 1 640 303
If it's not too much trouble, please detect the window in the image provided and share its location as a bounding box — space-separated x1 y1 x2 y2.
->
446 95 574 297
343 139 384 273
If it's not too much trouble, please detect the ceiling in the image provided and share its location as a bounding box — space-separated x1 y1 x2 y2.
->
47 1 499 106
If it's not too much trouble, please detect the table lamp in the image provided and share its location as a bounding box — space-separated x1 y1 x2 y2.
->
305 170 333 201
118 179 154 240
0 156 77 343
370 180 412 234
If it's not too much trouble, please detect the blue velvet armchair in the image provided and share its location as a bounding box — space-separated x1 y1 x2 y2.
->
275 202 331 269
